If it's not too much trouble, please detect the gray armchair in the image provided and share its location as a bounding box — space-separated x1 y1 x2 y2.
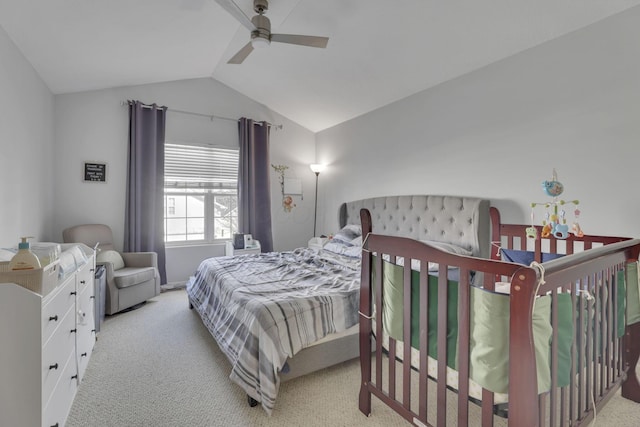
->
62 224 160 315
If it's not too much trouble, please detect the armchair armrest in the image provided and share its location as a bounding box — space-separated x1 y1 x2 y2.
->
121 252 158 269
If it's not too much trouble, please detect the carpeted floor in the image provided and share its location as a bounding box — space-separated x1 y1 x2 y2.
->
67 289 640 427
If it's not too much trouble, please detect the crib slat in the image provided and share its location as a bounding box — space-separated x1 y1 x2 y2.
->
535 238 542 263
389 338 396 400
374 254 383 396
481 389 493 427
549 290 559 427
560 387 568 427
582 275 592 417
605 269 613 391
457 268 471 427
574 276 585 423
402 262 411 410
418 260 429 423
437 268 448 427
598 271 605 410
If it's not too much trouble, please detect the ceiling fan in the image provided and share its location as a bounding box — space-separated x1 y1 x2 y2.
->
215 0 329 64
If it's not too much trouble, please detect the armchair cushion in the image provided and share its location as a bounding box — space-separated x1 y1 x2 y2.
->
113 267 157 289
97 250 125 271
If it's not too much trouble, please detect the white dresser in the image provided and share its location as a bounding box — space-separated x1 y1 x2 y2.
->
0 247 96 427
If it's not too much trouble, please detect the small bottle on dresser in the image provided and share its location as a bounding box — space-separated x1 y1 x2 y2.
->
9 237 42 271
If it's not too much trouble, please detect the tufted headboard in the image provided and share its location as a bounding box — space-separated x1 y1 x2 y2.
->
339 195 491 259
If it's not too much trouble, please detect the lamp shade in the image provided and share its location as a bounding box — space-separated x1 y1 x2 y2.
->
310 164 325 174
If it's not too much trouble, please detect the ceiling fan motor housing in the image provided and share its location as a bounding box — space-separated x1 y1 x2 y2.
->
251 14 271 44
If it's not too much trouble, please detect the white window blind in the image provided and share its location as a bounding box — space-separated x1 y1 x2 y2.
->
164 143 238 189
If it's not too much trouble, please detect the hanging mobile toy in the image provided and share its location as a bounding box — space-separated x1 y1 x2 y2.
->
526 207 538 239
529 169 583 239
572 208 584 237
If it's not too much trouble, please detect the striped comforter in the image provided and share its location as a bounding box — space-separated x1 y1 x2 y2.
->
186 247 361 414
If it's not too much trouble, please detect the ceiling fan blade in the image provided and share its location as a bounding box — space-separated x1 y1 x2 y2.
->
270 34 329 48
227 42 254 64
214 0 256 31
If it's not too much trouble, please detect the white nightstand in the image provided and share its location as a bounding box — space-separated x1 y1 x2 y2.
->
225 240 261 256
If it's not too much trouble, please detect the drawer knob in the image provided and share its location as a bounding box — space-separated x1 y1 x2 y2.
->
70 328 77 334
70 291 77 296
81 352 87 357
49 315 58 322
49 363 58 370
51 423 59 427
90 295 95 299
71 374 78 380
80 280 86 284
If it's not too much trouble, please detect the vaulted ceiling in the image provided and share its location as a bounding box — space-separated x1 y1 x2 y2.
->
1 0 639 132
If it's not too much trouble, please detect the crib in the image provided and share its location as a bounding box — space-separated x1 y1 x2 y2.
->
358 206 640 426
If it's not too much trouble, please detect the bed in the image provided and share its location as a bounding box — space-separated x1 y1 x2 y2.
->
186 194 489 414
358 204 640 426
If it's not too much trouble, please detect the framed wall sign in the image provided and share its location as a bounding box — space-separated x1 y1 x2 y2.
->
83 161 107 183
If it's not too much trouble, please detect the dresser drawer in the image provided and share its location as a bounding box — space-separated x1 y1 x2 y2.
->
42 304 76 407
43 351 78 427
42 277 76 346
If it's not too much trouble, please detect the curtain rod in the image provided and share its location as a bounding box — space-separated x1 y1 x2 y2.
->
121 101 283 130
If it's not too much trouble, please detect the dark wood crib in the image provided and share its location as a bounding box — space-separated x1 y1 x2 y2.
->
358 206 640 426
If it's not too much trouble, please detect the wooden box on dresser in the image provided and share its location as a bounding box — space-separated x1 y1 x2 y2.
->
0 245 96 427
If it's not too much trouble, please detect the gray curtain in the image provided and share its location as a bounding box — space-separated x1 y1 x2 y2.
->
126 100 167 285
238 118 273 252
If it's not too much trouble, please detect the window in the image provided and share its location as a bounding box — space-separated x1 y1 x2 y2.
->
164 142 239 244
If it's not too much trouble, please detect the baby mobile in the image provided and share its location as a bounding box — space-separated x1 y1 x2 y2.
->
527 169 584 240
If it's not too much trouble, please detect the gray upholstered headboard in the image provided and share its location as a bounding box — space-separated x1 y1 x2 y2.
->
339 195 491 259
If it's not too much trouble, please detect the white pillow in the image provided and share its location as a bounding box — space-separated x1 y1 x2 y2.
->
332 224 362 245
323 241 362 258
97 250 125 270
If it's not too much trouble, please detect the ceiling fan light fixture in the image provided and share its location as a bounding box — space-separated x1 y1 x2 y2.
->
251 35 270 48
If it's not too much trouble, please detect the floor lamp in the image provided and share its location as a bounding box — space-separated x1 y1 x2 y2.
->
310 164 325 237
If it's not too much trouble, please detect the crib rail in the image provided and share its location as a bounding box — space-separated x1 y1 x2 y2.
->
489 207 630 262
359 208 640 427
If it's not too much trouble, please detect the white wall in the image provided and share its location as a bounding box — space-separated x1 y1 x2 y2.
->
53 78 316 283
6 5 640 282
0 25 54 248
316 7 640 239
